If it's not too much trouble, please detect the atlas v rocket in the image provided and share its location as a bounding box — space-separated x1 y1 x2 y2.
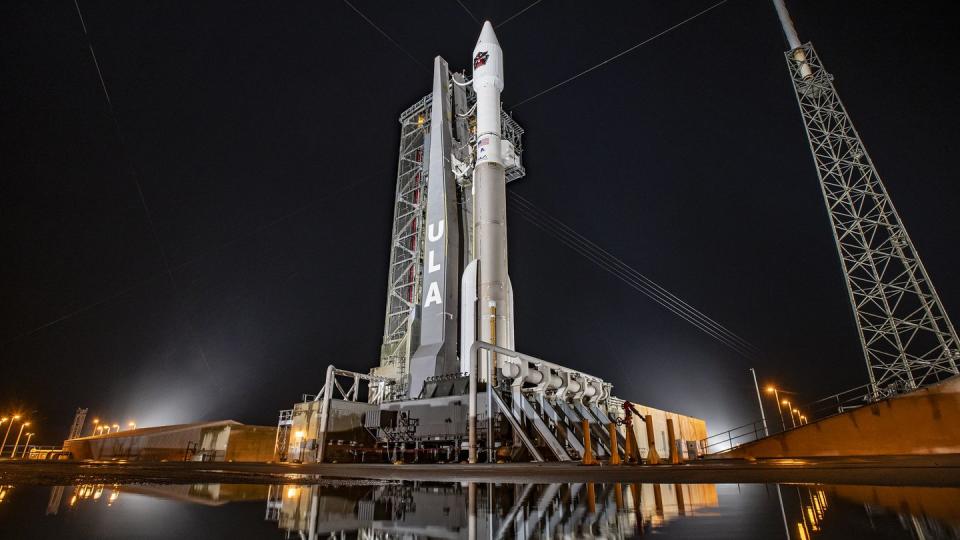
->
380 21 520 399
471 21 513 377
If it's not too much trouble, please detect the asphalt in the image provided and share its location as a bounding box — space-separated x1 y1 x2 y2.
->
2 454 959 486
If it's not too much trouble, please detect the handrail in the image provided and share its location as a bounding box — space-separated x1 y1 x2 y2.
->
703 382 890 455
700 420 767 454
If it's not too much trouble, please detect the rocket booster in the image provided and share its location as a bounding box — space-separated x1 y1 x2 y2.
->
471 21 512 361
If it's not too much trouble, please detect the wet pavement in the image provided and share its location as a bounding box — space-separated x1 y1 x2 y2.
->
2 454 960 486
1 480 958 538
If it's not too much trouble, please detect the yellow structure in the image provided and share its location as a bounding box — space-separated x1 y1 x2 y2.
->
721 375 960 459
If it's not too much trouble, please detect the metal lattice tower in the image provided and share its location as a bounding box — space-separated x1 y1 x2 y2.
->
68 407 88 439
378 97 430 400
776 2 960 396
376 70 525 401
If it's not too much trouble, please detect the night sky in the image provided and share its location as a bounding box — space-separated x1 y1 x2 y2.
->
3 1 959 444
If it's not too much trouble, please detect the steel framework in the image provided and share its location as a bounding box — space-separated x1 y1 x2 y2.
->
785 44 960 396
378 96 430 400
68 407 88 440
377 77 525 401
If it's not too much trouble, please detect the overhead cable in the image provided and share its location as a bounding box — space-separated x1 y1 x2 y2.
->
342 0 428 71
512 0 729 108
509 194 760 360
496 0 544 28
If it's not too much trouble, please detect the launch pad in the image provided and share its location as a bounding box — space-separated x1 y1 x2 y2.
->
274 23 705 466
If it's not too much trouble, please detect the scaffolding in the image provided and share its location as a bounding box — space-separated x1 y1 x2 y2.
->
376 73 525 401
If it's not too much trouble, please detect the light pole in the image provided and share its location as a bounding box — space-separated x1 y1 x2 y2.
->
11 422 30 458
791 408 802 426
21 433 34 458
766 386 786 432
2 415 20 454
782 400 796 428
749 368 769 437
90 418 100 436
800 415 808 425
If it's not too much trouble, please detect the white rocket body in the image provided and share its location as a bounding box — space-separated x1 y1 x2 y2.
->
471 22 513 374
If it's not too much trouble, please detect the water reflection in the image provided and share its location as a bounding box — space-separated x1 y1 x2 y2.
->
265 482 719 538
2 481 957 538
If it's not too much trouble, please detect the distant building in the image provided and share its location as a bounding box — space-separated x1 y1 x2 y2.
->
63 420 277 462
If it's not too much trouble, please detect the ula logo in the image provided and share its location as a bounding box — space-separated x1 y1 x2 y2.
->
473 51 489 70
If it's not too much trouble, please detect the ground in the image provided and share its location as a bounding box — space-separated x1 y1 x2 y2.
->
1 455 959 486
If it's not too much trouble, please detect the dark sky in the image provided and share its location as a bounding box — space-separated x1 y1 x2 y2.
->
3 1 959 443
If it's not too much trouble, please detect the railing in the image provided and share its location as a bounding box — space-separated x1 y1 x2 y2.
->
702 382 900 455
795 383 875 423
700 420 767 455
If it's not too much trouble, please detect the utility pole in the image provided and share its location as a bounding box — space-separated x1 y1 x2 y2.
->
771 0 960 398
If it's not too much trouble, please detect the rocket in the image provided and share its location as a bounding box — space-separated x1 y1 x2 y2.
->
471 21 513 370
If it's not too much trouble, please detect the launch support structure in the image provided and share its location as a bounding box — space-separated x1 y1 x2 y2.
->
276 22 706 465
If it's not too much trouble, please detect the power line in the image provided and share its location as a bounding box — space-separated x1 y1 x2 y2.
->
510 194 758 355
512 0 729 108
455 0 480 24
511 194 758 354
510 199 757 360
509 193 760 360
496 0 543 28
342 0 428 72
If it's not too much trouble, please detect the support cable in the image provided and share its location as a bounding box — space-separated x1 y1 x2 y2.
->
512 0 729 108
496 0 543 29
342 0 428 72
455 0 480 24
509 194 760 360
511 194 758 354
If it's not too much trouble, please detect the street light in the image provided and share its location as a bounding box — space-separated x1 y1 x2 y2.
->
21 433 34 458
800 415 808 425
781 400 796 428
11 422 30 458
111 424 119 433
127 421 136 431
766 386 787 432
91 418 100 436
2 415 21 454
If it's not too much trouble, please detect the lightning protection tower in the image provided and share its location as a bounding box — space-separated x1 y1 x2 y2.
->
772 0 960 397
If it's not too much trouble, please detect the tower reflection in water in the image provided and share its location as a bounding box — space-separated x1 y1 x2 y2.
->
264 482 719 539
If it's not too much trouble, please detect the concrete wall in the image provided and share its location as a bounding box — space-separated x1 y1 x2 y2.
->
721 375 960 459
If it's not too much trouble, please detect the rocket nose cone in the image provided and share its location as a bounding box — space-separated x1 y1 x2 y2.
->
478 20 499 46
